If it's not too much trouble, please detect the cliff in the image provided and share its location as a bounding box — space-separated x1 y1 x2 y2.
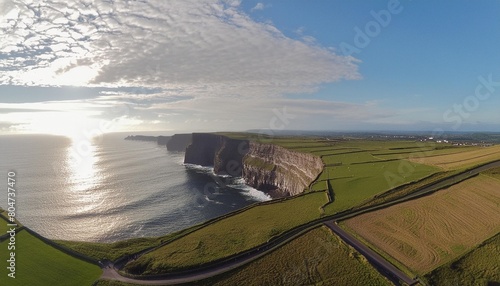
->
184 133 323 197
167 134 193 152
243 142 324 196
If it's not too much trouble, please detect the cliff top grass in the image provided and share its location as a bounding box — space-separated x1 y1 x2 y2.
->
55 221 210 262
123 191 329 274
0 229 102 286
190 226 390 286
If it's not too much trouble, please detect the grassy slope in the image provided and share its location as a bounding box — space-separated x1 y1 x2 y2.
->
483 166 500 180
0 215 10 234
323 159 439 213
97 227 390 286
55 237 162 262
191 227 390 286
424 232 500 286
124 192 328 274
0 230 102 286
55 222 210 262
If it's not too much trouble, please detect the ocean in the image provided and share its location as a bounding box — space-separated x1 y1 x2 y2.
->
0 133 270 242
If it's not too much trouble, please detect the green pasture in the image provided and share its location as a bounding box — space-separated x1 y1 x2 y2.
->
124 192 329 274
193 227 390 286
0 230 101 286
323 159 439 213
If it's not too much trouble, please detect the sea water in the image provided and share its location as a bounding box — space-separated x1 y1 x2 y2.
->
0 133 270 242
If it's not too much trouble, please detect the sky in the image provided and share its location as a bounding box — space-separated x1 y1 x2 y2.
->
1 0 499 137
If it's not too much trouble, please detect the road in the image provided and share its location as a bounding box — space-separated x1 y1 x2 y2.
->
100 160 500 285
324 221 417 285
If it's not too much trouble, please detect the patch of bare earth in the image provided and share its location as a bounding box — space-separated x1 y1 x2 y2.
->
344 175 500 274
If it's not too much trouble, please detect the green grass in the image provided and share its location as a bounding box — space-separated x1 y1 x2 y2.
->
189 227 390 286
124 192 329 274
424 232 500 286
323 159 439 213
0 230 102 286
483 166 500 180
0 216 11 234
55 222 211 262
55 237 162 262
354 171 458 209
94 281 136 286
374 145 479 160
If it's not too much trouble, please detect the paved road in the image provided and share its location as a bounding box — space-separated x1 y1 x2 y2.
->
100 160 500 285
324 221 417 285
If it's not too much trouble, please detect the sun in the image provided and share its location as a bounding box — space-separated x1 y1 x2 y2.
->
23 111 102 140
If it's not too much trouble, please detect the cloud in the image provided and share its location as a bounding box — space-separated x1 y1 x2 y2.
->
0 0 360 99
137 96 394 131
251 3 265 12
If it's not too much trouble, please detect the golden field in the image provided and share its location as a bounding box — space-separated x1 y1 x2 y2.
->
408 145 500 170
343 175 500 274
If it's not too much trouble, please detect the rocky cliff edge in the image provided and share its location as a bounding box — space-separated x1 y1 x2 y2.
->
184 133 323 197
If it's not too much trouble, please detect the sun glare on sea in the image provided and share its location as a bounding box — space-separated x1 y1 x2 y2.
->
65 133 106 214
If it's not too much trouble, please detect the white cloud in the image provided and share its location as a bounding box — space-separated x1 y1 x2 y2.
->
138 96 394 131
0 0 360 98
251 3 265 12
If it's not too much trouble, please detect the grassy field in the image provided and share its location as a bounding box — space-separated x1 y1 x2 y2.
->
483 166 500 180
191 226 390 286
95 281 133 286
424 232 500 286
408 144 500 170
0 215 10 234
343 175 500 274
124 192 329 274
55 237 162 262
322 159 439 213
0 230 102 286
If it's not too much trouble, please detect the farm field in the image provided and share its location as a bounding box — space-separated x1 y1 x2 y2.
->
424 232 500 286
0 230 102 286
408 144 500 170
192 227 390 286
483 166 500 180
303 141 441 213
343 175 500 274
124 191 329 274
321 159 439 213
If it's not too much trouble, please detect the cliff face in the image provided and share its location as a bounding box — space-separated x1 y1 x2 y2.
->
167 134 193 151
243 142 324 196
184 133 323 197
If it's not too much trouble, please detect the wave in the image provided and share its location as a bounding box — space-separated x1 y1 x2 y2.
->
184 163 214 174
228 178 272 202
185 164 271 202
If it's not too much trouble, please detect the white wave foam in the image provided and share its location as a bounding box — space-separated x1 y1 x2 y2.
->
204 195 223 204
228 178 272 202
184 163 214 173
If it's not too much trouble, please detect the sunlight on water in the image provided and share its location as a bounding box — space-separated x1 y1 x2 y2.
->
65 137 103 213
